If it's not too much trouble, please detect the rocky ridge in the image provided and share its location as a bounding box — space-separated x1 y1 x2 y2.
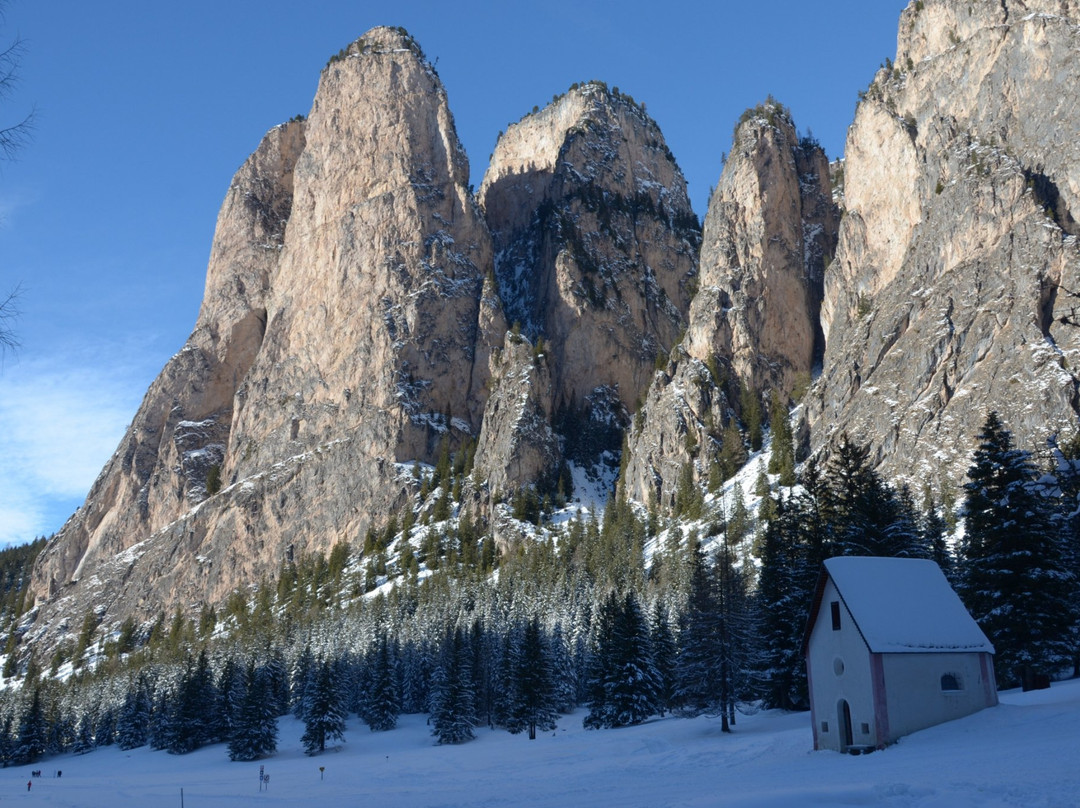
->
480 83 700 420
23 38 703 652
806 0 1080 490
27 28 504 647
22 2 1080 661
623 102 838 508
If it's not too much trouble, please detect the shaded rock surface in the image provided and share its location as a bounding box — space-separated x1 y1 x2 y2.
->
471 332 561 500
480 83 700 420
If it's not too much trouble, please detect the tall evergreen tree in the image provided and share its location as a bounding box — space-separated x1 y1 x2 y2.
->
673 541 722 717
14 686 47 764
301 658 347 755
430 627 477 744
116 676 153 750
584 592 661 729
72 712 95 755
959 412 1075 687
216 656 246 744
921 491 955 582
291 643 316 719
767 390 796 486
649 603 677 715
1051 436 1080 675
228 662 279 761
504 617 560 740
754 495 810 710
822 434 896 556
166 649 218 754
362 637 400 732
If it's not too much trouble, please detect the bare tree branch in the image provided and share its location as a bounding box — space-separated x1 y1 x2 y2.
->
0 283 20 357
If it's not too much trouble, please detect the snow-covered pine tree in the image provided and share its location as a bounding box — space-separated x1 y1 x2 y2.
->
72 713 95 755
549 621 578 714
584 591 661 729
399 640 433 715
430 626 477 744
673 540 722 717
362 636 400 732
216 656 246 744
821 434 892 556
505 616 559 740
754 494 810 711
116 675 153 750
175 649 218 753
1050 437 1080 676
291 643 316 720
147 688 172 751
93 703 116 747
14 686 47 764
228 661 279 761
959 412 1075 687
882 483 929 559
260 645 291 717
300 658 347 755
46 709 74 756
921 491 955 583
0 715 14 767
649 602 677 714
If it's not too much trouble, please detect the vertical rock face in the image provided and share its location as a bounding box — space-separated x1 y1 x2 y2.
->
687 102 838 401
807 0 1080 488
28 27 499 640
231 28 494 475
471 332 561 499
479 83 700 423
30 119 305 603
623 102 837 508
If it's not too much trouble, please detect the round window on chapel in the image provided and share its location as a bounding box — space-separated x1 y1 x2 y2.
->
833 657 845 677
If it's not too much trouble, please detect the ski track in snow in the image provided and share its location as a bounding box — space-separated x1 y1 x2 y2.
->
5 679 1079 807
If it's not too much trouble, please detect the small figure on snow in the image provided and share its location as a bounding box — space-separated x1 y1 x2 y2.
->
27 779 32 791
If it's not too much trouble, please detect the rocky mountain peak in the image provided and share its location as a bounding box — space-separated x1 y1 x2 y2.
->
687 99 837 402
622 99 837 509
480 80 699 424
26 25 498 649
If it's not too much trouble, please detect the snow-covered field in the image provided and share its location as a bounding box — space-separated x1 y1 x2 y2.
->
6 678 1078 807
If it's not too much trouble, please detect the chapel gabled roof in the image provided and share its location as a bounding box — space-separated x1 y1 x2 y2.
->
804 556 994 655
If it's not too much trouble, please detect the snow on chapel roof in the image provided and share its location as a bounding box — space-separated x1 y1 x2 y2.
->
822 556 994 654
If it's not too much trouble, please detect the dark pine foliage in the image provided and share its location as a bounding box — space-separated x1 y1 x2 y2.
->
584 591 661 729
228 662 279 761
959 412 1075 687
430 627 477 744
503 617 560 740
301 659 347 755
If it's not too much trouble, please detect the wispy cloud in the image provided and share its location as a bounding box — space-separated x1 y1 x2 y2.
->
0 342 157 546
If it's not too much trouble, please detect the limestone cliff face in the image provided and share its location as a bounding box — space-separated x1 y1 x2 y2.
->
623 102 836 508
621 357 735 510
30 119 304 605
808 0 1080 489
479 83 700 422
687 103 838 401
27 27 499 644
471 332 561 499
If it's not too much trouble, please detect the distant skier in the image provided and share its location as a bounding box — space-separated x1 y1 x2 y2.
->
27 779 32 791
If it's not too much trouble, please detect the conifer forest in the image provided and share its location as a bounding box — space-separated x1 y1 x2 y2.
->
0 411 1077 765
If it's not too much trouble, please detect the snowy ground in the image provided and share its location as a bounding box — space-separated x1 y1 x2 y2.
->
6 678 1079 807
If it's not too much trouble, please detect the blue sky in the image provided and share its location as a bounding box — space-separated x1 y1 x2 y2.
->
0 0 909 546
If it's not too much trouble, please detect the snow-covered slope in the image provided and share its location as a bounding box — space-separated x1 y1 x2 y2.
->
8 679 1078 807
